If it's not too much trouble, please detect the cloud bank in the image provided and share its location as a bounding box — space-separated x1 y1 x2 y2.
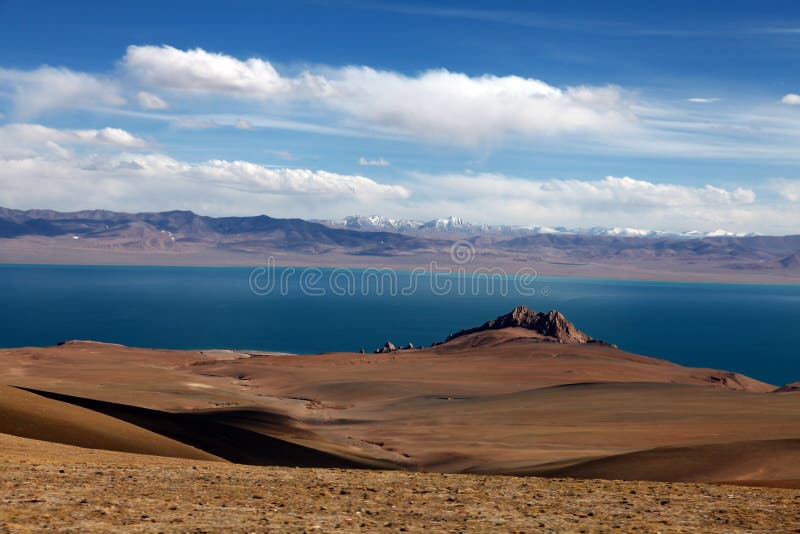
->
1 123 798 233
2 44 800 159
120 45 636 145
0 66 124 118
0 123 408 216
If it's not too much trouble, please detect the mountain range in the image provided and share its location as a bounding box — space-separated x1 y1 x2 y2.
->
322 214 759 239
1 207 798 280
0 207 435 254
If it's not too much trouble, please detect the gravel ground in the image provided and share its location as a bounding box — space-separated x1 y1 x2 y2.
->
2 439 799 533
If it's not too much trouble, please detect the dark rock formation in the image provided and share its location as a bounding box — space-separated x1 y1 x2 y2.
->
442 305 593 344
374 341 397 354
373 341 419 353
775 382 800 393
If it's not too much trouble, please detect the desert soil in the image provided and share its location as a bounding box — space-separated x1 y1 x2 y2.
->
1 434 799 533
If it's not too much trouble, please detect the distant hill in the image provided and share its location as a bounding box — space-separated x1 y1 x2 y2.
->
0 207 435 254
1 207 799 280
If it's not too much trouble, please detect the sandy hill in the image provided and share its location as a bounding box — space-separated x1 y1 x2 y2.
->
0 385 219 461
1 307 798 487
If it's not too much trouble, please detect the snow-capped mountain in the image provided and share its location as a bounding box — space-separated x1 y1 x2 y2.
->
323 215 758 239
339 215 423 232
418 216 469 232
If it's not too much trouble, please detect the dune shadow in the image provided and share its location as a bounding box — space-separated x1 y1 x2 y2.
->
16 387 369 469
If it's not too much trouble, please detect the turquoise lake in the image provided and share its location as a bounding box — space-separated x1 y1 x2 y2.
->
0 264 798 386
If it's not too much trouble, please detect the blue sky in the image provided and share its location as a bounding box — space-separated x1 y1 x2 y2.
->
1 1 800 233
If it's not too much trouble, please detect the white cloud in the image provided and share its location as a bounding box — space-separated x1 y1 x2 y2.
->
234 118 255 130
781 93 800 105
191 160 408 199
124 45 291 97
395 172 786 233
5 45 800 157
0 123 147 159
420 173 755 209
0 124 408 215
173 117 220 129
319 68 635 144
359 156 390 166
772 178 800 202
0 126 797 232
0 66 124 118
135 91 168 110
5 44 800 171
122 45 637 145
270 149 295 160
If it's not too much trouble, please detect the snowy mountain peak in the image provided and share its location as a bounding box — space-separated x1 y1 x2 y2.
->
340 215 423 232
326 215 759 239
419 216 468 231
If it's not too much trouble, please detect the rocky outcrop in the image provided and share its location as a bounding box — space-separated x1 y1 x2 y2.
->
775 382 800 393
373 341 418 354
442 305 593 344
701 372 776 393
374 341 397 354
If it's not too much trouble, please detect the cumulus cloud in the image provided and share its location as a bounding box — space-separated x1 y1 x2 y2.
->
6 45 800 156
0 123 147 159
359 156 389 166
0 66 124 118
422 173 755 209
398 172 780 233
0 123 408 215
533 175 756 207
234 118 255 130
124 45 291 97
121 45 637 145
0 125 797 232
135 91 168 110
319 68 634 144
781 93 800 105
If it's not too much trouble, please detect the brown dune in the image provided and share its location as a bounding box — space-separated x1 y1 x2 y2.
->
16 386 396 470
0 385 220 462
524 438 800 486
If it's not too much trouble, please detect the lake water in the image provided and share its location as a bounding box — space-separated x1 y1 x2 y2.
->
1 264 798 386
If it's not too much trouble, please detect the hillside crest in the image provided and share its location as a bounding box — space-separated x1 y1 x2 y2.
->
443 305 593 344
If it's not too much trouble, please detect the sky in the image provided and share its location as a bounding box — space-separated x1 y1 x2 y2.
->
1 0 800 234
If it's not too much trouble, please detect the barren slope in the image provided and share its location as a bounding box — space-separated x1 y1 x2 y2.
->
2 325 799 485
0 385 220 462
2 433 799 533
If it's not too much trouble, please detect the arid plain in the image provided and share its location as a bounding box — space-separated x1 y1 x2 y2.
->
2 307 799 531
